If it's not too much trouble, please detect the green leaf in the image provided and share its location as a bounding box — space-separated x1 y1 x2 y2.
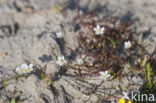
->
145 63 152 88
154 77 156 88
11 98 16 103
53 4 61 12
3 79 8 85
51 50 54 54
119 85 123 89
108 70 113 74
146 82 152 89
41 73 46 79
110 39 116 44
131 65 137 70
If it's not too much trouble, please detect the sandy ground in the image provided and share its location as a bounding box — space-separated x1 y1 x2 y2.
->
0 0 156 103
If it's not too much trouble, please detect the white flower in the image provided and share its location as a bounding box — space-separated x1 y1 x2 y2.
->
27 64 33 73
76 58 84 65
99 71 110 80
56 55 66 66
56 32 63 38
81 55 85 60
124 41 132 49
15 66 26 75
122 91 130 100
93 25 105 35
15 64 34 75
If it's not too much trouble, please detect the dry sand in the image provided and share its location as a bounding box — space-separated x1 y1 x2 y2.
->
0 0 156 103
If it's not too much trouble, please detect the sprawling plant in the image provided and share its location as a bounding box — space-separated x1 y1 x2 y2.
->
67 14 145 79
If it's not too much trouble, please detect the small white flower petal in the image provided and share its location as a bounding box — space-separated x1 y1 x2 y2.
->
64 60 67 64
29 64 33 68
95 32 99 35
76 58 84 65
93 28 97 31
58 55 64 60
107 74 111 77
99 76 107 80
99 76 103 79
104 71 108 74
59 62 63 66
122 92 130 100
99 71 105 75
61 56 65 59
56 60 60 65
56 32 63 38
21 64 28 69
23 70 27 74
57 56 61 60
101 27 105 32
97 25 100 29
15 67 20 73
99 71 111 80
29 64 33 71
100 31 104 35
123 91 127 95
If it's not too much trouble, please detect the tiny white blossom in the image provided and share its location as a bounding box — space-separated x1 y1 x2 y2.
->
56 55 66 66
124 41 132 49
99 71 110 80
27 64 34 73
76 58 84 65
15 66 26 75
15 64 34 75
81 55 85 60
56 32 63 38
93 25 105 35
122 91 130 100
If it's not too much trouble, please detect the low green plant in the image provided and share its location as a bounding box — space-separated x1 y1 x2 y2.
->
146 63 152 88
11 98 16 103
